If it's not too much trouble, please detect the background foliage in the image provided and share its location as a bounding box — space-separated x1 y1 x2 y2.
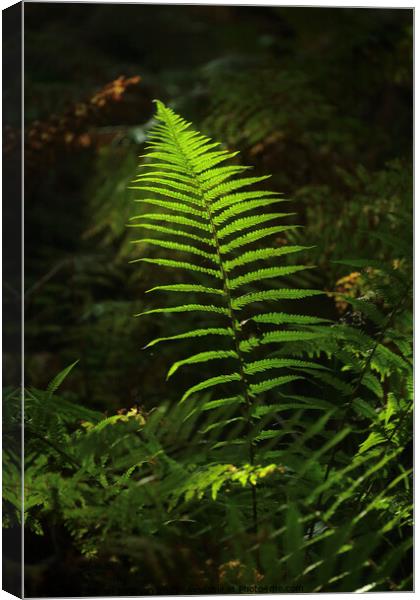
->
3 4 412 596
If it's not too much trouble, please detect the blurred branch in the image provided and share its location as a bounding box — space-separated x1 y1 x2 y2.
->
4 75 152 178
24 258 74 306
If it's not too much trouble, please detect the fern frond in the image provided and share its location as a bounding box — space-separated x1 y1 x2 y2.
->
252 312 332 326
244 358 328 376
225 246 313 272
137 305 229 317
213 198 288 226
220 225 301 253
134 197 204 215
200 165 251 188
47 360 79 398
250 375 303 395
133 100 323 431
134 171 196 190
130 212 212 233
133 238 217 261
228 265 311 290
202 396 245 411
239 330 327 352
233 289 323 310
218 212 291 239
139 150 187 167
211 189 280 213
146 284 224 296
206 175 272 201
191 151 240 173
259 330 328 344
135 258 222 278
144 327 233 349
167 350 239 379
136 161 191 175
128 222 215 246
181 373 242 403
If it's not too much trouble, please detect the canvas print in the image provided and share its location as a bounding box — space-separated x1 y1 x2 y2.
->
2 2 413 596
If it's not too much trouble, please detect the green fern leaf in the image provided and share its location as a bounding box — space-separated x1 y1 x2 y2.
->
259 330 328 345
137 305 229 317
133 173 198 192
130 213 211 233
213 197 288 226
244 358 328 376
202 396 245 411
211 190 280 213
132 101 325 445
135 258 222 278
134 195 203 213
128 222 215 246
250 375 302 395
224 246 313 272
200 165 251 188
228 265 311 290
239 329 326 352
167 350 239 379
220 225 300 253
218 212 291 239
133 238 217 261
46 360 79 398
146 284 224 296
181 373 242 403
232 289 323 310
361 372 383 398
191 151 240 173
251 312 332 326
205 175 272 201
144 327 233 349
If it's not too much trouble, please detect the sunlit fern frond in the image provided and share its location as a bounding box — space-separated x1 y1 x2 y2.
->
130 100 324 408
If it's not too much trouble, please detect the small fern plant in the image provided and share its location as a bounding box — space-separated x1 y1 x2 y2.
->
128 102 326 477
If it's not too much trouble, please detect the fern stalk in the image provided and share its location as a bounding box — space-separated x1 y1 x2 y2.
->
155 104 259 532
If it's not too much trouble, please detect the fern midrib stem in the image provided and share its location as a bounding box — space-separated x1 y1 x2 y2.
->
199 190 259 539
206 209 255 459
164 115 258 534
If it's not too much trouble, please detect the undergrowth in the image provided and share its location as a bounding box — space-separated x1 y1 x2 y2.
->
4 102 412 594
